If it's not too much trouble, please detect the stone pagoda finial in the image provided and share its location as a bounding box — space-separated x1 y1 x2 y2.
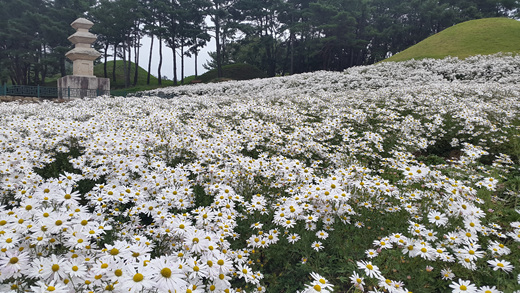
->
65 18 101 76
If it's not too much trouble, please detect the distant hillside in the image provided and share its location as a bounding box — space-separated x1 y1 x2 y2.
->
94 60 198 91
94 60 160 89
384 18 520 62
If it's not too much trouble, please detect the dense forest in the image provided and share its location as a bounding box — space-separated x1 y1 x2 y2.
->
1 0 519 87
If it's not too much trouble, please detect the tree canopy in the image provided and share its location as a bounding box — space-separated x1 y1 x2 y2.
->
0 0 518 85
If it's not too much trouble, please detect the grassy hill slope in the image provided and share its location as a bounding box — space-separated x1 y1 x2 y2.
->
93 60 196 91
384 18 520 62
94 60 168 90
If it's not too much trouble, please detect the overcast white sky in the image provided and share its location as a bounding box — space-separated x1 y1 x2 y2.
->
134 35 215 80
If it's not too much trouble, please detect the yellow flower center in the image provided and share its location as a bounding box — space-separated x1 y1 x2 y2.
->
161 268 172 278
133 273 144 282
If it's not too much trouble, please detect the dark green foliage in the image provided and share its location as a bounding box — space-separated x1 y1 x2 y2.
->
34 149 82 180
0 0 93 86
192 184 213 208
198 63 267 83
416 155 446 166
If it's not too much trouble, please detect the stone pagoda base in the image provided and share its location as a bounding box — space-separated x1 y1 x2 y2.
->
58 75 110 99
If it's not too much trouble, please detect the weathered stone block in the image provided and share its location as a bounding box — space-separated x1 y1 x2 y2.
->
58 76 110 99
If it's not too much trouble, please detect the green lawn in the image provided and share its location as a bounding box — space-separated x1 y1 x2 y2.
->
384 17 520 62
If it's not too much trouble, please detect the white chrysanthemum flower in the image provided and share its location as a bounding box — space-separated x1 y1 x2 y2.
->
149 256 188 292
311 241 324 252
30 280 69 293
121 263 156 292
449 279 478 293
302 272 334 293
487 258 514 273
356 260 382 279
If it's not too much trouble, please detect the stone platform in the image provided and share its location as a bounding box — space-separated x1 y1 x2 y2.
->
58 75 110 99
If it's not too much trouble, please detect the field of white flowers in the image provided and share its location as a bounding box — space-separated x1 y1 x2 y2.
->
1 53 520 293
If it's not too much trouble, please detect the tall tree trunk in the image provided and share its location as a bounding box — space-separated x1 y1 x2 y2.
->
215 11 222 78
113 44 117 84
42 63 47 85
290 31 294 75
13 57 24 85
34 63 39 85
195 49 198 77
25 64 30 85
147 35 154 85
41 44 47 84
172 46 177 86
158 36 162 85
34 46 41 85
181 43 184 84
104 43 109 78
126 39 131 88
123 42 128 88
133 36 139 86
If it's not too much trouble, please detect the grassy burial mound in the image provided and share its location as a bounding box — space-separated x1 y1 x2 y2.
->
385 17 520 62
94 60 163 89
